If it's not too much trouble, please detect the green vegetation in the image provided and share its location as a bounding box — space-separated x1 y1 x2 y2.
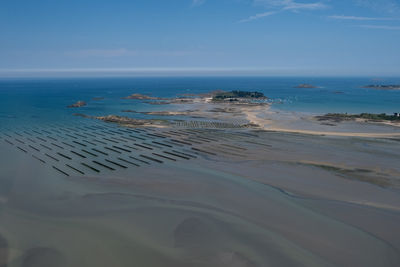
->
356 113 400 121
363 85 400 90
316 113 400 122
212 90 265 101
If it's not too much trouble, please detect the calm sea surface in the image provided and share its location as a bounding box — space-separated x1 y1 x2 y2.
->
1 77 400 128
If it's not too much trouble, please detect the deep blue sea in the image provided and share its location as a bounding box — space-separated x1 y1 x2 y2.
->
1 77 400 128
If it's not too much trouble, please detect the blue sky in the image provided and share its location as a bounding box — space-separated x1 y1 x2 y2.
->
1 0 400 76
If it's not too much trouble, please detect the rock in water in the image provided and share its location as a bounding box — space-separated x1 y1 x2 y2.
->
67 101 86 108
294 84 317 88
122 93 167 100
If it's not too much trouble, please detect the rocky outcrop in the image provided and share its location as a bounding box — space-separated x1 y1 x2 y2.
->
295 84 317 88
315 113 400 123
67 101 87 108
122 94 167 100
97 115 148 125
212 90 266 101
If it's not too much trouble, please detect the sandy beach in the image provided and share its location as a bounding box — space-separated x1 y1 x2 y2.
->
163 95 400 138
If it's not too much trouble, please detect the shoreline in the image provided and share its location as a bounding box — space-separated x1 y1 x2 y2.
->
77 93 400 138
233 103 400 138
137 94 400 138
242 107 400 137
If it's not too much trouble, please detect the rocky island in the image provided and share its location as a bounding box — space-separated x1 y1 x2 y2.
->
122 93 168 100
96 115 159 126
74 113 166 127
122 110 196 116
295 84 317 88
73 90 272 129
67 101 87 108
212 90 266 102
316 113 400 123
74 89 400 137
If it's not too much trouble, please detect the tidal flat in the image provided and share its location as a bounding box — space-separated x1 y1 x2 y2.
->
0 122 400 267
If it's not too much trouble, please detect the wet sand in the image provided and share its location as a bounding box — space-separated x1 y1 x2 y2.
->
132 96 400 137
241 105 400 137
0 121 400 266
0 233 8 267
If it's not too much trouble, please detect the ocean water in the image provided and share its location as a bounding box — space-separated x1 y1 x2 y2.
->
0 76 400 128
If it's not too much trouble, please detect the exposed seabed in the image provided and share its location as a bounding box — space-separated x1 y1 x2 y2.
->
0 120 400 267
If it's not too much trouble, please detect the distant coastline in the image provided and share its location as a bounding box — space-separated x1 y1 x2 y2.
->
363 84 400 90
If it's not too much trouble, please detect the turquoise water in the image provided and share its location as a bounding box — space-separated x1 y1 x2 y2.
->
1 77 400 128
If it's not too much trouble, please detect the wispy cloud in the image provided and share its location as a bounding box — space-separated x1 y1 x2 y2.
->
240 0 328 23
239 11 277 23
354 0 400 13
65 49 196 58
281 1 327 11
192 0 205 7
359 24 400 30
328 15 399 21
255 0 328 11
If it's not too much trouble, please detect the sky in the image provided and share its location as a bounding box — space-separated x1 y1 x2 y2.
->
1 0 400 77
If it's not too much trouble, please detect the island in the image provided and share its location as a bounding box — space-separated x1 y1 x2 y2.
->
295 84 317 88
122 110 194 116
363 85 400 90
73 90 271 129
67 101 87 108
212 90 266 102
316 113 400 123
122 93 167 100
75 89 400 137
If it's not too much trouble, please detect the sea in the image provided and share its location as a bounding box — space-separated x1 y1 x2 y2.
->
1 76 400 128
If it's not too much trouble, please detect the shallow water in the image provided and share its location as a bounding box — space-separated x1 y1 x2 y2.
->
1 77 400 128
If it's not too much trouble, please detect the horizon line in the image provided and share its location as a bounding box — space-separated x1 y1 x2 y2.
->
0 67 399 78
